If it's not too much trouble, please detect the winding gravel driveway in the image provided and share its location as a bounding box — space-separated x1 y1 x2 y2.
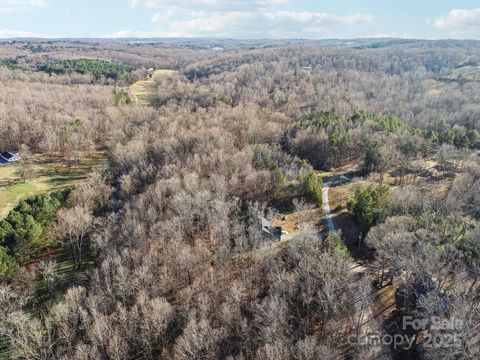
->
321 172 368 276
321 171 352 234
320 170 392 359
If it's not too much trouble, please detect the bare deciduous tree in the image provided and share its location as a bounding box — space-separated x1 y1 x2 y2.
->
55 206 92 269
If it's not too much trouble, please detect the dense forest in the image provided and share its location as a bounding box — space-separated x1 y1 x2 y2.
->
40 59 134 81
0 39 479 360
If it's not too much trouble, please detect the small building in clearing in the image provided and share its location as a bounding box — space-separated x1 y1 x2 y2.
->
257 216 282 241
0 152 20 164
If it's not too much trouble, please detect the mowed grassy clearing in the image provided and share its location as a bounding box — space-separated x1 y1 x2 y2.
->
129 69 176 106
0 152 106 219
0 153 106 357
450 65 480 81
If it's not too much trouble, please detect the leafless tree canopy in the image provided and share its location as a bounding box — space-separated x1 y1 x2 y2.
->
1 38 479 360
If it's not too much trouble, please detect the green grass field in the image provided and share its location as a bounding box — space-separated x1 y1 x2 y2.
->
0 152 106 219
451 65 480 81
129 69 176 106
0 153 105 358
447 65 480 81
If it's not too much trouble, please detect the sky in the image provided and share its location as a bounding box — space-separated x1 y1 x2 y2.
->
0 0 480 39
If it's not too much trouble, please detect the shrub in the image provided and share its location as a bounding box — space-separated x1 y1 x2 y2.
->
347 185 390 233
302 171 323 207
324 232 349 256
113 88 133 106
0 246 18 281
0 188 73 262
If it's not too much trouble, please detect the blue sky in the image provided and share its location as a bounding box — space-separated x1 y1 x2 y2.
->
1 0 480 39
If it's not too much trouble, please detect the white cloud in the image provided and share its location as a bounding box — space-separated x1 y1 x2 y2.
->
0 0 44 11
151 13 163 22
0 0 44 4
119 0 376 38
104 30 180 38
0 0 44 6
169 12 254 35
151 9 174 22
432 8 480 36
263 11 374 26
109 8 375 38
0 28 48 38
368 32 420 39
129 0 286 11
169 10 375 38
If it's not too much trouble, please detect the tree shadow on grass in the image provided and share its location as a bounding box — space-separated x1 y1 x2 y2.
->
34 152 107 187
36 166 90 187
330 211 375 262
269 196 296 214
27 244 94 316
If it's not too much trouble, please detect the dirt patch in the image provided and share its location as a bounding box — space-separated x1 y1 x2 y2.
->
274 208 324 234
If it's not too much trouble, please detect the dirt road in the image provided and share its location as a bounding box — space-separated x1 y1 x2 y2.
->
321 170 391 359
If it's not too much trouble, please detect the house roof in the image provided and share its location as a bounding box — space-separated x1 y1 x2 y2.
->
257 216 272 234
1 152 15 160
0 152 19 163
